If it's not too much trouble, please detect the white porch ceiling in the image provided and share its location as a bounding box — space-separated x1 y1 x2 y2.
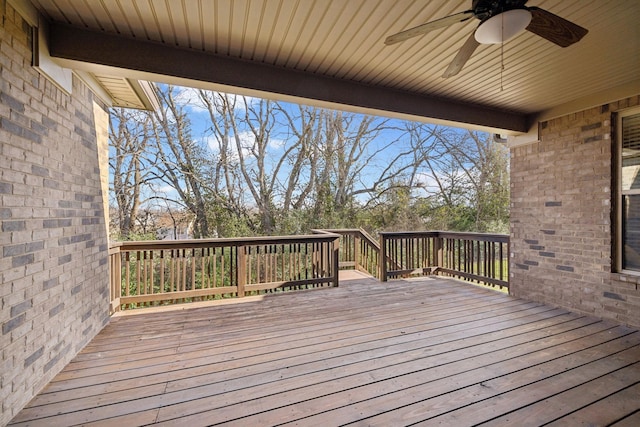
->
29 0 640 133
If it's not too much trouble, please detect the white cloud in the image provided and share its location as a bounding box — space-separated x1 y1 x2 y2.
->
202 133 253 160
174 87 261 116
202 135 218 152
235 131 257 158
414 172 440 192
156 185 176 194
173 87 208 113
413 169 471 196
268 137 286 150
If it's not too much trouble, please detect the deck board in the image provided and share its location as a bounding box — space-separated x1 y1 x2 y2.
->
10 271 640 426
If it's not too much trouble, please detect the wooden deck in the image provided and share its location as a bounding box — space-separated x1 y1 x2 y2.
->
10 271 640 426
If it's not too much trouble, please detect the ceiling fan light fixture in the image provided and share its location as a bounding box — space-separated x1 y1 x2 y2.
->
474 8 532 44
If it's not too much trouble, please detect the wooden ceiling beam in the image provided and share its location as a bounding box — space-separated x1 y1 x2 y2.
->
49 23 529 133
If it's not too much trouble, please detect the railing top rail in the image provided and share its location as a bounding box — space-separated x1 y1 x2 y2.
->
379 230 508 243
313 228 381 251
358 229 380 250
378 231 440 238
311 228 361 234
437 231 509 242
109 233 340 252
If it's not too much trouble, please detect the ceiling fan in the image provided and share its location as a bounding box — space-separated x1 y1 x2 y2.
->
385 0 588 78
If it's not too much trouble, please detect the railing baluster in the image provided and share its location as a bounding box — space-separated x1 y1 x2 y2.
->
150 251 155 295
125 251 131 297
214 247 219 291
237 245 246 298
181 249 186 293
374 231 508 290
135 251 141 297
499 242 504 281
154 234 333 302
109 230 509 313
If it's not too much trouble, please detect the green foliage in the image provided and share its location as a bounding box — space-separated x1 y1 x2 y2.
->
113 231 157 242
416 200 475 232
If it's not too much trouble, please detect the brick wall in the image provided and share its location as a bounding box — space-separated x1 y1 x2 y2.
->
0 3 110 424
510 95 640 328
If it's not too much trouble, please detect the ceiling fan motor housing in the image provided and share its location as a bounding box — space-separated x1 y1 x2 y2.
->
385 0 588 77
472 0 529 21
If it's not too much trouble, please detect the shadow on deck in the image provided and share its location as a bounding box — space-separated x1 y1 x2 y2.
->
10 271 640 426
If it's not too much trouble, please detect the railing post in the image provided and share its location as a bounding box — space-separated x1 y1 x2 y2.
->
237 245 246 298
379 233 387 282
506 239 511 294
434 234 444 271
332 238 339 287
354 234 361 272
109 246 122 314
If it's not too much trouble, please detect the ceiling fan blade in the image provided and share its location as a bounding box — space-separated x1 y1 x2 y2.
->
526 7 588 47
385 10 474 45
442 31 480 78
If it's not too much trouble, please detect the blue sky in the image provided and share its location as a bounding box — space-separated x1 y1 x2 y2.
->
114 85 485 210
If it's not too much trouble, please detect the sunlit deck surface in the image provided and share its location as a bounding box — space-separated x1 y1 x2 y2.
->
10 271 640 426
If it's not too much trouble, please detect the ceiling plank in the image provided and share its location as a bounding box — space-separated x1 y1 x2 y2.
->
49 22 529 133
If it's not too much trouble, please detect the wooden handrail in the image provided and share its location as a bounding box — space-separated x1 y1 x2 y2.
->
115 233 339 250
108 233 340 312
313 229 508 289
379 231 509 290
108 230 510 313
313 229 381 278
436 231 509 243
314 228 380 251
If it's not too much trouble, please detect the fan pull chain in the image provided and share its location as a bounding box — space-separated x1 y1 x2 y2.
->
501 41 504 91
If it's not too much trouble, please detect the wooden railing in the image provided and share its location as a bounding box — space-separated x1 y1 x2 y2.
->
108 230 509 312
108 233 339 312
313 229 380 278
380 231 509 289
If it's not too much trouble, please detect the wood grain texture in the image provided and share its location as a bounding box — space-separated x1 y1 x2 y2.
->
9 271 640 426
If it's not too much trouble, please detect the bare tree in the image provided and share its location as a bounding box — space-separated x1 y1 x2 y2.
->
148 85 212 238
197 91 265 233
110 84 508 239
313 112 428 220
109 108 152 239
196 93 437 233
198 93 325 234
411 125 509 232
